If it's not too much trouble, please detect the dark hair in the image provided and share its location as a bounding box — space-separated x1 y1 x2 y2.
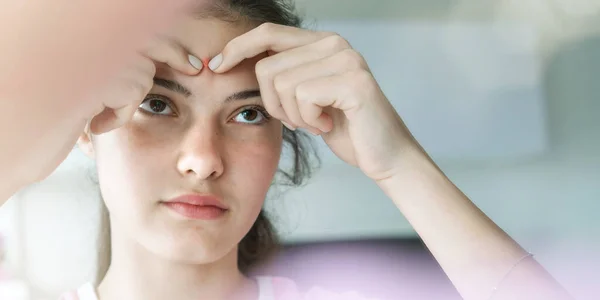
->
239 130 317 273
95 0 317 283
196 0 303 27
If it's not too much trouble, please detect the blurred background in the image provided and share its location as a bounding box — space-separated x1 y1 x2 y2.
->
1 0 600 299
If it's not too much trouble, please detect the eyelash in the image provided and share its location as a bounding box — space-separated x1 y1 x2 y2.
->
241 106 272 121
138 95 272 124
139 95 177 117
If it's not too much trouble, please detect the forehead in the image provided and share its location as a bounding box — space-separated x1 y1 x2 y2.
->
155 17 262 98
172 17 254 60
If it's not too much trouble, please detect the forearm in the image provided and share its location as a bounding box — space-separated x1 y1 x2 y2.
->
377 147 570 300
0 114 88 206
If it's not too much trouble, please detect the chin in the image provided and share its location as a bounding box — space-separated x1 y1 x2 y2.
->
146 232 237 265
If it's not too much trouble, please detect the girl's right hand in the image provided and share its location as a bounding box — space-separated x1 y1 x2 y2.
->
25 37 201 187
88 36 203 134
0 0 208 203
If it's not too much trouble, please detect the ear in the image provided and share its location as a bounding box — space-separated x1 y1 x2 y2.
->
77 122 95 159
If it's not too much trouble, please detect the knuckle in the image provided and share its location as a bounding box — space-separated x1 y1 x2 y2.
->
352 69 374 85
320 31 338 39
259 93 281 112
257 22 277 34
143 59 157 76
295 83 310 102
148 61 157 75
254 59 271 79
273 74 292 93
221 38 238 57
133 56 156 77
323 34 351 51
338 49 366 69
129 80 149 100
349 70 376 97
268 108 286 121
142 76 154 92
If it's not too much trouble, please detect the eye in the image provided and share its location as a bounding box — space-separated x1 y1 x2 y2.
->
233 106 270 124
139 95 176 116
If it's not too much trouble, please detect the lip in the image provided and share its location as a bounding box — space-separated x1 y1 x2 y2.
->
162 194 228 220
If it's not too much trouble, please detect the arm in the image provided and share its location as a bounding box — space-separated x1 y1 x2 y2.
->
207 22 573 300
0 0 195 204
377 145 572 300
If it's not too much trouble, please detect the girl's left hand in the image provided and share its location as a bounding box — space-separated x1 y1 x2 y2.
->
209 23 420 182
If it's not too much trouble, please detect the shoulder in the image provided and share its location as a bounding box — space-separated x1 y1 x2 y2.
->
260 276 377 300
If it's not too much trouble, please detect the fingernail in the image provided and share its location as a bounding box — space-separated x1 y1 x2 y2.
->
282 121 296 131
188 54 203 70
208 53 223 71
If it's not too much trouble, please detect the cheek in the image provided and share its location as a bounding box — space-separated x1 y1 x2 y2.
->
96 117 182 165
224 127 283 204
93 117 283 211
92 122 175 208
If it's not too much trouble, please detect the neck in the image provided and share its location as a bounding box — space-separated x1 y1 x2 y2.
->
97 230 257 300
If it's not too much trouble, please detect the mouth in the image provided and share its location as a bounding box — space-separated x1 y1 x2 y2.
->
161 194 228 220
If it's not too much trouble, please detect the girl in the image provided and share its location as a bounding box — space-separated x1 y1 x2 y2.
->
2 0 571 300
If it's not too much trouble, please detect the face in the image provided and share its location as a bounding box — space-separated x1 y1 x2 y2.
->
80 18 282 264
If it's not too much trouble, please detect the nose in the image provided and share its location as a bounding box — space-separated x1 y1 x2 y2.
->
176 127 224 181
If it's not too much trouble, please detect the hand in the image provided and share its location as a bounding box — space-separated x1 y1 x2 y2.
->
88 36 203 134
209 23 419 182
0 0 206 197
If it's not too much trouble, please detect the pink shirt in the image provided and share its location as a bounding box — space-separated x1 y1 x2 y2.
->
59 276 375 300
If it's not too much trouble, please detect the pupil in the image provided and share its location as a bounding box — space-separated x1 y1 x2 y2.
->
242 110 257 121
150 100 167 112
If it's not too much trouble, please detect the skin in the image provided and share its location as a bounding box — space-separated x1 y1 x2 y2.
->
78 19 277 300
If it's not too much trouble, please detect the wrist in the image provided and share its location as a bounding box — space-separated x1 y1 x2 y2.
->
375 144 451 205
376 142 438 183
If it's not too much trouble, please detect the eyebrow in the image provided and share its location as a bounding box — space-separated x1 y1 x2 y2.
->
153 78 192 97
224 90 261 102
153 77 261 102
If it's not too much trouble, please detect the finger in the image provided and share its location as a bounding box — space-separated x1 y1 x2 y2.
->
255 35 352 131
92 63 155 134
209 23 335 72
296 70 376 132
273 71 320 134
145 36 202 75
258 34 352 72
274 49 368 131
102 56 155 109
255 60 290 126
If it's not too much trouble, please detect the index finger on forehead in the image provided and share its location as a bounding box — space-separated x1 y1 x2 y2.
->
213 23 334 73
